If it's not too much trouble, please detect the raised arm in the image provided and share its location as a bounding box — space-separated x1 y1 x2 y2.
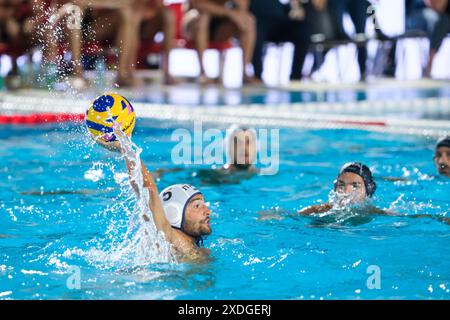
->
124 156 175 241
96 138 175 242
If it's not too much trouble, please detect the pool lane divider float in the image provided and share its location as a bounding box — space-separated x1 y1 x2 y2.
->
0 93 449 136
0 113 84 124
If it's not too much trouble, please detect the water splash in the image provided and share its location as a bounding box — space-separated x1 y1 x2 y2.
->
387 193 443 215
31 1 110 95
67 126 177 271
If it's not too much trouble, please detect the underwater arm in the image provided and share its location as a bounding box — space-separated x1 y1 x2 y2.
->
407 214 450 225
370 208 450 225
257 208 288 221
368 207 402 216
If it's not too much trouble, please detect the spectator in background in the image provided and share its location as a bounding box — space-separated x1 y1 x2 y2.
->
140 0 177 85
0 0 35 89
326 0 370 81
382 0 441 77
425 0 450 77
183 0 259 85
303 0 333 40
405 0 440 34
80 0 148 87
301 0 335 76
249 0 311 82
40 0 89 89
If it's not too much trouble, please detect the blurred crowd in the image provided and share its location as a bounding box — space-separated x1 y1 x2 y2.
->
0 0 449 89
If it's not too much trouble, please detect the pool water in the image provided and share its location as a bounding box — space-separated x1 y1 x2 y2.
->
0 120 449 299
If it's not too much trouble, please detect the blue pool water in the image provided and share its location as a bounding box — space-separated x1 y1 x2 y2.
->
0 120 449 299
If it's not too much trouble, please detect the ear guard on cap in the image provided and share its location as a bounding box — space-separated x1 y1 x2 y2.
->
159 184 201 230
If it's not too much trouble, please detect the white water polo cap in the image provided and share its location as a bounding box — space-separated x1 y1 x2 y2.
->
159 184 202 229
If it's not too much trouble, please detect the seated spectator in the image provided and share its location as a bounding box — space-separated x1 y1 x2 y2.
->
39 0 89 89
0 0 34 89
249 0 311 82
326 0 370 81
405 0 440 34
301 0 335 75
183 0 259 85
382 0 441 77
79 0 148 87
425 0 450 77
140 0 177 85
303 0 333 40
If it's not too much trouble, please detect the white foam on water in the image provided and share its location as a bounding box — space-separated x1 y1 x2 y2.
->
21 269 49 276
68 127 176 272
0 265 13 273
0 291 12 298
84 163 105 182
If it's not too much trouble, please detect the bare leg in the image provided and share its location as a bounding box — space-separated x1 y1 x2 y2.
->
161 7 176 84
141 7 177 84
116 5 143 86
190 13 211 80
239 15 259 83
212 17 260 84
67 24 84 77
424 48 436 78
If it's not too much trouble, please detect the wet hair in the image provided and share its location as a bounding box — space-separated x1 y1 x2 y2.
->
335 162 377 197
436 136 450 150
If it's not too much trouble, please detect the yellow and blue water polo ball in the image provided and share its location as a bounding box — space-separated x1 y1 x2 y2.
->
85 93 136 143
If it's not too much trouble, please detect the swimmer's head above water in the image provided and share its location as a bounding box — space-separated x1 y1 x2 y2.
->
160 184 212 244
434 136 450 178
333 162 376 204
225 126 257 170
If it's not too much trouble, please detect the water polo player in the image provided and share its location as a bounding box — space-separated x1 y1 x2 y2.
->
87 94 212 262
224 126 258 172
296 162 450 225
434 136 450 178
195 126 259 185
298 162 377 215
125 151 211 261
98 138 212 263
